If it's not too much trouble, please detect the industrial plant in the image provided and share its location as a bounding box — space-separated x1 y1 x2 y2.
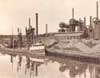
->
1 1 100 78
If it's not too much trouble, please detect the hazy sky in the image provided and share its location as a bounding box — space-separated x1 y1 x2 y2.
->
0 0 99 35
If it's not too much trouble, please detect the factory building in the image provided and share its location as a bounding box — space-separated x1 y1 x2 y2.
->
13 1 100 47
90 1 100 40
57 1 100 41
57 8 84 41
93 1 100 40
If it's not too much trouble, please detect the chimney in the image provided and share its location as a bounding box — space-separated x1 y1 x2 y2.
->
72 8 74 19
96 1 99 19
90 16 92 26
18 28 19 33
84 17 86 26
29 18 31 28
45 24 48 34
83 17 87 31
36 13 38 36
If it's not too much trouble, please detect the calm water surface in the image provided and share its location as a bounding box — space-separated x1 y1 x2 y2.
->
0 52 100 78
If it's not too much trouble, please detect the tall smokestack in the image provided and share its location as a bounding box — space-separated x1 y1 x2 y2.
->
36 13 38 36
84 17 86 26
96 1 99 19
45 24 48 34
90 16 92 26
83 17 86 31
72 8 74 19
29 18 31 28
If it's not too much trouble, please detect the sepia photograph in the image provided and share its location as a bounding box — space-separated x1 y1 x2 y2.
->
0 0 100 78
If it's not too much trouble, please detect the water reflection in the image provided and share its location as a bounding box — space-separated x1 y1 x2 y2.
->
17 56 22 72
10 54 16 69
30 61 34 77
57 60 86 78
25 57 30 74
10 55 13 68
30 61 34 71
0 53 100 78
96 66 100 78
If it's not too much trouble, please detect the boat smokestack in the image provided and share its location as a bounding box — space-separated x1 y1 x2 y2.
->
96 1 99 19
72 8 74 19
36 13 38 36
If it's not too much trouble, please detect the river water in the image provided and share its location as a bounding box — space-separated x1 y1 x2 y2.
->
0 52 100 78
